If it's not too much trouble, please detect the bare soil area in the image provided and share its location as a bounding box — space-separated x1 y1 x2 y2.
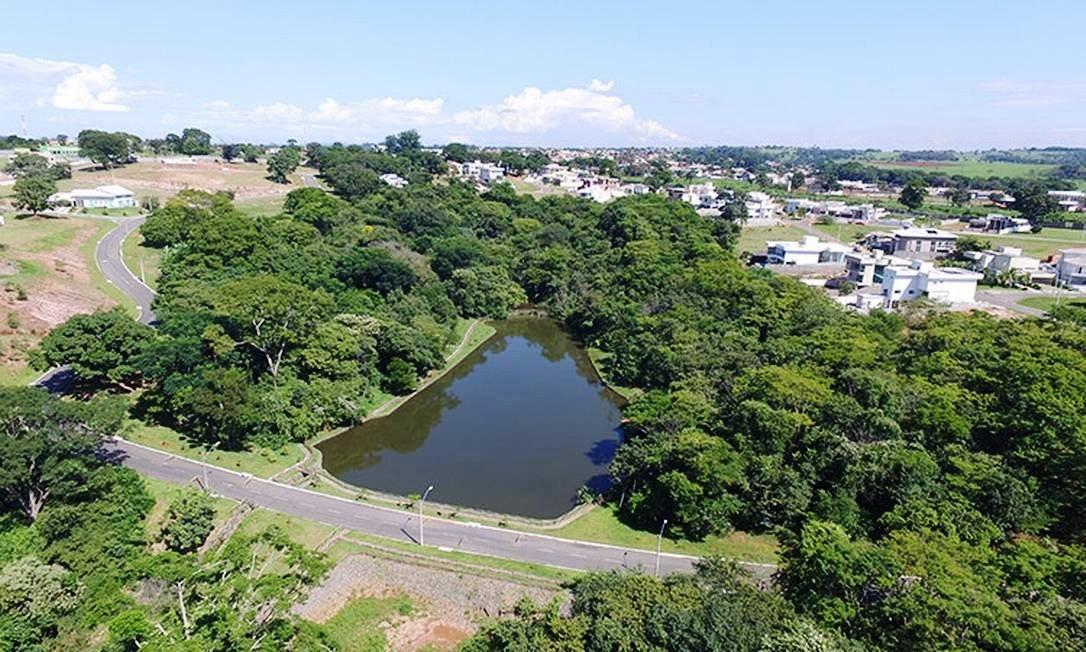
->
295 553 567 651
60 160 315 203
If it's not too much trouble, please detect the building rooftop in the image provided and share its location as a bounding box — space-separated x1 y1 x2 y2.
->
891 226 958 240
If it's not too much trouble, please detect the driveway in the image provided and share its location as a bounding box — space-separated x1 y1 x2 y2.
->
95 217 156 324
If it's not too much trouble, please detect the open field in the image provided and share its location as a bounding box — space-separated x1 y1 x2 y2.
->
736 224 807 255
508 177 568 198
1018 295 1086 313
0 216 122 384
540 504 779 564
57 159 318 204
867 158 1057 179
942 224 1086 259
810 222 889 243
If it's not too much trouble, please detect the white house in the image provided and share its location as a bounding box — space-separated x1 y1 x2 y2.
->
881 260 982 307
379 173 408 188
1055 249 1086 288
766 235 851 265
970 213 1032 235
844 249 908 286
455 161 505 184
746 191 778 221
65 185 136 209
1049 190 1086 212
964 245 1051 281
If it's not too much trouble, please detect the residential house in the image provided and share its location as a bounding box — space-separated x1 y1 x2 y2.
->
965 245 1054 285
881 260 982 307
844 249 907 286
1055 249 1086 288
887 226 958 258
746 191 778 221
765 235 851 265
63 185 136 209
379 173 408 188
969 213 1032 235
1049 190 1086 212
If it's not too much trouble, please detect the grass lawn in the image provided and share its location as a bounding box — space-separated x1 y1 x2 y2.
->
544 505 779 564
141 476 236 540
322 593 414 652
0 215 84 251
75 207 144 217
868 158 1056 179
120 225 162 289
1018 295 1086 313
236 195 286 217
736 225 807 255
235 507 339 549
810 222 889 244
972 227 1086 259
123 419 305 478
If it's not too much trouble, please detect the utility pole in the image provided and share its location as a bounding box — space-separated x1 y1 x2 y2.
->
201 442 220 493
419 485 434 546
655 518 668 578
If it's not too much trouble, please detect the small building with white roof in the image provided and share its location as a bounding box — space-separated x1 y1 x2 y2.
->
881 260 982 307
61 185 136 209
765 235 851 265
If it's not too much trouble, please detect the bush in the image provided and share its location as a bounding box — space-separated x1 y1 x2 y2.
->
161 489 215 553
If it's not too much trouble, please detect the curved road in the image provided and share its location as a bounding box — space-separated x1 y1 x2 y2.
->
96 217 156 324
109 438 775 578
86 216 774 577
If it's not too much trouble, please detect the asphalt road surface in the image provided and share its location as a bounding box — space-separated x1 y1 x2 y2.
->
96 217 156 325
108 438 776 579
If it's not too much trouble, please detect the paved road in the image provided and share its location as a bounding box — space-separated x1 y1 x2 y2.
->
95 217 157 324
108 438 776 579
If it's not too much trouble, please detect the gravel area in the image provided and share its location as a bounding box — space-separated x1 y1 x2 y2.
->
295 552 568 650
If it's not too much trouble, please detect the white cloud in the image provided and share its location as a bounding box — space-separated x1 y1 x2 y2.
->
0 52 128 112
309 97 445 126
198 80 679 143
247 102 305 122
453 81 682 141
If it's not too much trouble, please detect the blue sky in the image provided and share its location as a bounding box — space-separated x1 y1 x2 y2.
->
2 1 1084 148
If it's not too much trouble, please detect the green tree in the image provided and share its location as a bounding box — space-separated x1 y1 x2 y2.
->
220 143 241 162
266 146 301 184
213 275 331 377
161 489 215 552
0 388 122 521
0 556 82 647
178 127 213 155
77 129 136 169
899 179 928 210
1013 182 1061 222
32 308 155 390
12 173 55 215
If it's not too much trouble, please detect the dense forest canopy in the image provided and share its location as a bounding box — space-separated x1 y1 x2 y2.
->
25 133 1086 650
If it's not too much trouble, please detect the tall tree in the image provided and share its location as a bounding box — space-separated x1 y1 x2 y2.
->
77 129 136 169
32 308 155 390
0 388 122 521
12 174 55 215
266 147 301 184
899 179 928 210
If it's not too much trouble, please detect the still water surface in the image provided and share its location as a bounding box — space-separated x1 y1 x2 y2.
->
317 318 625 519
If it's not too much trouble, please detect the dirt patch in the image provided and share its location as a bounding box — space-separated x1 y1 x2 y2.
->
0 217 115 377
295 553 567 651
63 160 314 202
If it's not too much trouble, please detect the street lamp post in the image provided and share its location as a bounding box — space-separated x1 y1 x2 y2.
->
419 485 434 546
201 442 219 493
655 518 668 578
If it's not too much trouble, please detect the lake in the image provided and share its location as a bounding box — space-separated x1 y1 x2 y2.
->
317 318 626 519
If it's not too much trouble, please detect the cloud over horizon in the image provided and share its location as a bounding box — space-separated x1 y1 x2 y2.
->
0 52 128 112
